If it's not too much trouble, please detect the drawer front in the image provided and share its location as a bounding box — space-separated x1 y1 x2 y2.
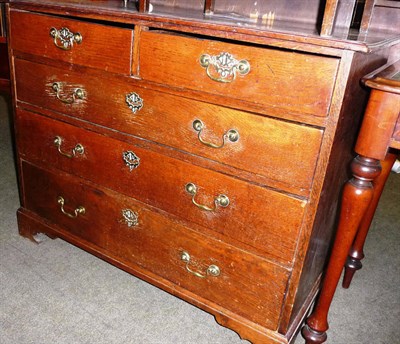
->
21 161 290 330
16 109 307 264
15 58 323 192
22 161 107 248
139 31 339 117
9 10 133 74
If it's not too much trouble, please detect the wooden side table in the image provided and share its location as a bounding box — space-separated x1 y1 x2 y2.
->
302 59 400 344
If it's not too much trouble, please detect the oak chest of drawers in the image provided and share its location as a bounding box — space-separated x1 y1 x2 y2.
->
6 1 400 343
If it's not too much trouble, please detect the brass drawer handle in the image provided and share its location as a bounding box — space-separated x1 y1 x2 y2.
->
122 151 140 171
193 119 239 148
185 183 229 212
52 82 85 104
200 52 250 83
126 92 144 114
54 136 85 158
57 196 85 218
180 251 220 278
49 27 82 50
121 209 139 227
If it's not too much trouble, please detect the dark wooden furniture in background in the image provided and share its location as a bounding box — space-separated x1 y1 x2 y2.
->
6 1 400 343
0 1 10 94
361 0 400 34
302 59 400 344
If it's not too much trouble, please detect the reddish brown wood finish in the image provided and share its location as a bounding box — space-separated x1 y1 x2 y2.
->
342 152 396 288
16 108 307 265
303 59 400 343
320 0 339 36
302 155 381 343
16 207 290 344
22 160 290 330
138 0 149 13
131 24 144 75
341 60 400 288
282 50 387 335
355 90 400 160
139 30 339 117
9 10 134 74
23 161 108 248
7 2 400 344
0 3 9 94
14 58 323 194
0 41 9 93
204 0 214 15
359 59 400 153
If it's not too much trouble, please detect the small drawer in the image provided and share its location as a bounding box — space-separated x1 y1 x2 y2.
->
21 161 290 331
15 58 323 193
139 31 339 117
9 10 133 74
16 109 307 264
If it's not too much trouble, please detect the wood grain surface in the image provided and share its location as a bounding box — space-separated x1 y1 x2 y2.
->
16 108 307 265
14 58 323 194
9 9 133 74
139 30 339 117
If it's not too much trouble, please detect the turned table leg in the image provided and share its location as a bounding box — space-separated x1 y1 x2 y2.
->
342 152 397 288
302 155 381 344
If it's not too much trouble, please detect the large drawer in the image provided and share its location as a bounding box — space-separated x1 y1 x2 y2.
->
15 58 323 193
22 161 290 330
139 30 339 117
16 109 307 264
9 10 133 74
